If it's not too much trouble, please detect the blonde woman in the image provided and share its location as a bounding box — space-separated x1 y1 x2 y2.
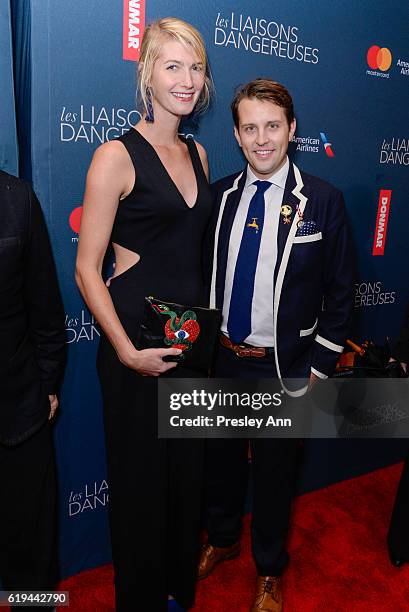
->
76 18 212 611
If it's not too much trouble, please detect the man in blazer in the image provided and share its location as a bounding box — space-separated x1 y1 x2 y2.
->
199 80 354 611
0 170 66 594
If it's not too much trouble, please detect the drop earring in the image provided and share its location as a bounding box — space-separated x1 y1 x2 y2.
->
145 89 154 123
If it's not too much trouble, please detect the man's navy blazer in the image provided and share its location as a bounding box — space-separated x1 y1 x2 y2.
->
0 170 66 445
204 160 355 395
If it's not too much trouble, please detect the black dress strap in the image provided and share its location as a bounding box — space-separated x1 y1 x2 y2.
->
117 128 143 171
183 137 207 183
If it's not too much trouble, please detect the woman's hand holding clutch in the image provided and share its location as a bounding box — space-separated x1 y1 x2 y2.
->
119 345 182 376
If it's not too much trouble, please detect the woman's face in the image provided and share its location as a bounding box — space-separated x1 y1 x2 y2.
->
149 39 205 119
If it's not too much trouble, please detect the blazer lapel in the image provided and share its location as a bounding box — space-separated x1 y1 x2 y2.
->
275 162 309 279
273 162 309 394
276 162 301 271
210 170 246 308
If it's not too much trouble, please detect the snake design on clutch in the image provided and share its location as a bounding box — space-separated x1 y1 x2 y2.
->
152 303 201 352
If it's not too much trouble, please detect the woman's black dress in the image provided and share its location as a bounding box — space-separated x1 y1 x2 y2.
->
97 128 212 611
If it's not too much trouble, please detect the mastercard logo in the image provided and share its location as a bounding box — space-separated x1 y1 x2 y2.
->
367 45 392 71
69 206 83 234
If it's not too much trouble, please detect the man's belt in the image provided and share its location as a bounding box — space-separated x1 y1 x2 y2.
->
219 333 273 358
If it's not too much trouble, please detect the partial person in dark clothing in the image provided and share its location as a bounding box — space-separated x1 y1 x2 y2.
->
388 306 409 567
0 170 66 596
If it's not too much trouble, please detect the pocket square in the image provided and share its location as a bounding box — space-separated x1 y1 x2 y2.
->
295 220 319 236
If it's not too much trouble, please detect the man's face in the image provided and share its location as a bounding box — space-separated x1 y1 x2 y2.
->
234 98 296 179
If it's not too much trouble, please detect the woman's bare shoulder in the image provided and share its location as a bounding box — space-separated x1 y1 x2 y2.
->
86 139 134 199
91 139 130 169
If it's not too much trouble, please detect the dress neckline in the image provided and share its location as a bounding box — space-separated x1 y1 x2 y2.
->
130 127 199 209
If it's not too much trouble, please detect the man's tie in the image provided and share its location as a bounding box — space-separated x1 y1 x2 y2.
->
227 180 272 344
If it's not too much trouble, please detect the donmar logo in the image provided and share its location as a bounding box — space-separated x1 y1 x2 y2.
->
123 0 146 61
367 45 392 71
319 132 334 158
372 190 392 256
69 206 83 240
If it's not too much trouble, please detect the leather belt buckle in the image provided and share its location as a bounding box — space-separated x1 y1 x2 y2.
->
252 347 267 358
235 344 250 358
220 333 267 358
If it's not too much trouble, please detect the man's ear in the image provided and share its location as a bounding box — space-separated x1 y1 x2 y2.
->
234 126 242 148
289 118 296 142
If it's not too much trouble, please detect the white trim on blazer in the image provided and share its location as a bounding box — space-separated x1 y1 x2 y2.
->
315 334 344 353
210 173 243 309
273 163 309 397
293 232 322 243
299 318 318 337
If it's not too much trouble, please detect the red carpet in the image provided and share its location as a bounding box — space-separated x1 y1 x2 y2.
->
58 464 409 611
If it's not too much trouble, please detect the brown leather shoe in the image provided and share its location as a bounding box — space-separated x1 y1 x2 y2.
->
250 576 283 612
197 541 240 580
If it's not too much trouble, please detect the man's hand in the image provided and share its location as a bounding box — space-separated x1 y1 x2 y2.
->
48 394 59 419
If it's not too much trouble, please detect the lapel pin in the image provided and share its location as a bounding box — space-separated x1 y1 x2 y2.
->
296 206 304 228
280 204 293 225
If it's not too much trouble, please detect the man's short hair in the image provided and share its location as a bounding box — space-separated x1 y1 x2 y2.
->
231 78 295 129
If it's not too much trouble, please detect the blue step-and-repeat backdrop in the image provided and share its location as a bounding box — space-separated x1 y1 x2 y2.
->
0 0 18 175
2 0 409 578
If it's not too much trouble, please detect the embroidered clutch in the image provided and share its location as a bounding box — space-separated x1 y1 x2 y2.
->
138 296 222 371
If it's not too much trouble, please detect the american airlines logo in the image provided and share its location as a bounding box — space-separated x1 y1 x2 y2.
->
320 132 334 158
123 0 146 61
372 190 392 256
